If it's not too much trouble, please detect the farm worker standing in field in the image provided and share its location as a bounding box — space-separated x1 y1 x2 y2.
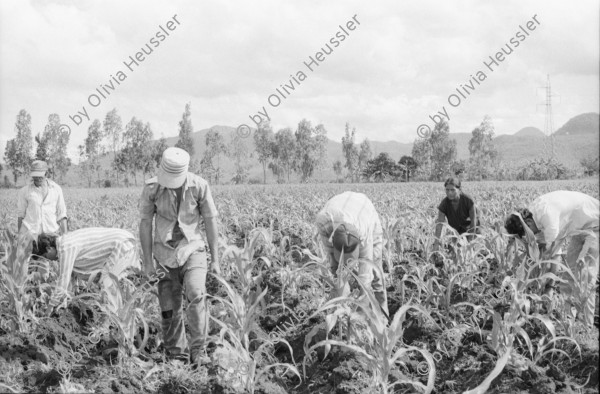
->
433 177 478 251
36 228 140 311
315 191 389 316
504 190 599 328
139 147 220 367
17 160 68 238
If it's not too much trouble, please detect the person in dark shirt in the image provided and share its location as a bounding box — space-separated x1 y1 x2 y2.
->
433 177 478 251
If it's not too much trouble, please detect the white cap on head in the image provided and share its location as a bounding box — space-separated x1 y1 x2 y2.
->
157 147 190 188
31 160 48 177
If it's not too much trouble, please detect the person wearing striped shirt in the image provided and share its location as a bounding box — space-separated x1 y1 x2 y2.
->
36 227 140 311
17 160 68 238
315 191 389 317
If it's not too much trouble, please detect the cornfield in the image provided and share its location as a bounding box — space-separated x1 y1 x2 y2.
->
0 179 598 393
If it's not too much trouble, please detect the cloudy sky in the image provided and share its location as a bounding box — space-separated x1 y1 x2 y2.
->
1 0 598 159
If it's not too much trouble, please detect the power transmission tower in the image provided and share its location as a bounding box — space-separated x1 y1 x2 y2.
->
537 75 560 158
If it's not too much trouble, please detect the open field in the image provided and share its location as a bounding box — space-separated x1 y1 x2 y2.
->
0 179 598 393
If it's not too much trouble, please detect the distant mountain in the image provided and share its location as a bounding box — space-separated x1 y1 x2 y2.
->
514 127 544 137
554 113 599 136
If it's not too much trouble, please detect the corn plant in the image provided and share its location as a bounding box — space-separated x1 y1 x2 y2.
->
303 261 437 394
209 229 300 392
0 230 50 332
464 227 581 392
78 267 159 364
208 274 300 393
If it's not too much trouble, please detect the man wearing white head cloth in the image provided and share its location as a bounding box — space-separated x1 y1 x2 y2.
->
505 190 599 328
17 160 68 238
139 147 220 366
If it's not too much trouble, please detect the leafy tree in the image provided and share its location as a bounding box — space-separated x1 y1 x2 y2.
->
82 119 103 182
580 156 599 176
228 132 250 184
451 159 467 179
411 119 456 181
468 115 499 180
293 119 327 182
268 161 284 183
34 132 49 161
342 123 359 182
430 120 457 180
333 159 343 182
363 152 398 182
77 144 95 187
175 102 195 157
120 117 154 185
152 137 169 168
411 138 432 180
112 148 131 185
398 155 417 182
517 157 569 180
272 128 296 182
358 139 372 180
103 109 123 184
254 122 274 184
202 128 227 184
103 108 123 155
42 114 71 182
4 140 18 183
4 109 33 183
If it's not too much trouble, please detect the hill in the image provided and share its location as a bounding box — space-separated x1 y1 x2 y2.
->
554 112 599 136
514 127 545 137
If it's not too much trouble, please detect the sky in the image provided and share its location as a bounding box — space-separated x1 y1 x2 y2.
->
0 0 598 160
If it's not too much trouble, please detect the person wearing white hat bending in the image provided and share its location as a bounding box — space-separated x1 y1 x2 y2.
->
505 190 599 328
139 147 220 366
315 191 389 317
17 160 68 238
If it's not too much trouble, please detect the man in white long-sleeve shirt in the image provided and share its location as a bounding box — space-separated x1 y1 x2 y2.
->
505 190 599 328
36 227 140 311
17 160 68 238
315 191 389 316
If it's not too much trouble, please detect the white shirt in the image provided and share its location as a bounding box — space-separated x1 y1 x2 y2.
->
315 191 382 261
17 179 67 237
528 190 599 245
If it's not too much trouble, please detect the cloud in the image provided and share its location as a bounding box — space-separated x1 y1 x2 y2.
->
1 0 597 157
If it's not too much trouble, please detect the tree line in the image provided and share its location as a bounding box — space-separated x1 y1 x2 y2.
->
2 104 332 186
3 106 598 187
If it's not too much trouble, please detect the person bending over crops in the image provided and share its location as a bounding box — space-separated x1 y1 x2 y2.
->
315 191 389 316
433 177 479 251
17 160 68 239
139 147 220 367
504 190 599 328
36 227 140 312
